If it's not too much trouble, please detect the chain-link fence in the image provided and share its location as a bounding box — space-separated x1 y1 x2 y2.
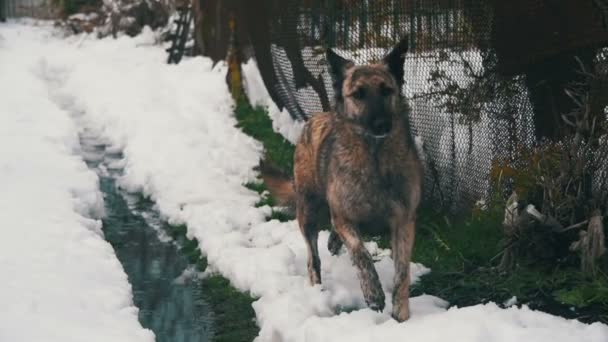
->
1 0 57 19
247 0 608 212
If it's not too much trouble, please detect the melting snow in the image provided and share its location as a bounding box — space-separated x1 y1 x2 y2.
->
0 21 153 342
1 21 606 342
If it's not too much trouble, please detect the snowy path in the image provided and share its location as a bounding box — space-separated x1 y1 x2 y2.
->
0 22 153 342
78 128 215 341
1 21 607 342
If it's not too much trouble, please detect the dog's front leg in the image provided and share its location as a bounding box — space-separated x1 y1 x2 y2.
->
332 215 385 311
390 209 416 322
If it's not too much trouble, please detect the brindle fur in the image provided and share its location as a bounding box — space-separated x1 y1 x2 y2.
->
264 39 422 322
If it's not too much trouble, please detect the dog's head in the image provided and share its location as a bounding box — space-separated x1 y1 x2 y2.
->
326 39 408 138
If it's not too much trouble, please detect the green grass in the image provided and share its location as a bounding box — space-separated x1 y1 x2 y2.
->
411 208 504 273
201 276 259 342
165 222 259 341
410 201 608 323
408 210 608 324
245 181 293 222
147 99 296 342
166 224 208 271
234 99 295 174
234 98 608 324
146 100 293 342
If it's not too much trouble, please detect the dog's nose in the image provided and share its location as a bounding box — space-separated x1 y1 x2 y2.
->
370 118 392 137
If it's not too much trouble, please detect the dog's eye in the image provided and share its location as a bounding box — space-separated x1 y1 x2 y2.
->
380 84 394 97
352 88 366 100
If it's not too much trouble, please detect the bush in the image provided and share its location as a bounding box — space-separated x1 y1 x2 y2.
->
490 63 608 276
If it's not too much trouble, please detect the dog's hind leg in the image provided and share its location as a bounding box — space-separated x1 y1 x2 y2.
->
332 215 385 312
297 194 323 285
390 211 416 322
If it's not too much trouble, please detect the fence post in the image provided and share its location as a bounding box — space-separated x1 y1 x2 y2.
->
358 0 367 48
226 10 242 101
0 0 6 21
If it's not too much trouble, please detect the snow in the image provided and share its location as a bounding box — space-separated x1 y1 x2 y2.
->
0 22 153 342
242 58 305 144
68 12 99 21
1 21 607 342
504 296 518 308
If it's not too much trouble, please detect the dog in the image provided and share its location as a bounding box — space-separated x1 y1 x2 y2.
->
262 38 422 322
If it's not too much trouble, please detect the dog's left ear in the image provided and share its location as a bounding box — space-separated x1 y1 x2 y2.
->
326 48 354 99
383 38 408 90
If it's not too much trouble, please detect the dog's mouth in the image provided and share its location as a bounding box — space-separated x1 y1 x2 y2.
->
370 132 389 139
368 119 392 138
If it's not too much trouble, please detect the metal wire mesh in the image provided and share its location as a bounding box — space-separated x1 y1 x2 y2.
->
256 0 608 212
2 0 56 19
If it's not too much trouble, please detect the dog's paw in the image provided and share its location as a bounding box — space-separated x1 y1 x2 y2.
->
391 309 410 322
327 230 344 256
368 301 385 312
391 300 410 322
364 287 386 312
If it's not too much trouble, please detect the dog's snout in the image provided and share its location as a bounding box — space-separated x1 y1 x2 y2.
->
370 117 392 137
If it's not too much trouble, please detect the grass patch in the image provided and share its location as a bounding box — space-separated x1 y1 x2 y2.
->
234 99 295 174
236 99 296 222
245 181 293 222
409 209 608 324
166 224 208 271
234 98 608 324
145 99 291 342
201 276 259 342
245 182 276 208
165 222 260 341
104 176 259 342
157 99 296 342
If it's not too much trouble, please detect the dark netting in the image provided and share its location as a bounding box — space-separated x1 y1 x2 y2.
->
254 0 608 212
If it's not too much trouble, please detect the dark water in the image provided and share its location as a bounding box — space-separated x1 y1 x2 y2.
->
80 131 214 342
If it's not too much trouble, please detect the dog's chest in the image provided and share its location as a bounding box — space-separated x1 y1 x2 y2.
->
327 147 406 221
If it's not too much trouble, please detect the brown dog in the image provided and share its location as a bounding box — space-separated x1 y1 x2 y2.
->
263 38 422 322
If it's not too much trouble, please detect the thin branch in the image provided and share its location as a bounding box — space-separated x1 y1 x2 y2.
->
557 220 589 233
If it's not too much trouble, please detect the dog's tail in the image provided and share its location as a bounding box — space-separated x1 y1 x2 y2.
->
259 160 296 208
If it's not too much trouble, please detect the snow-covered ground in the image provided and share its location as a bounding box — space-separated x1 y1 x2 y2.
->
0 22 153 342
1 21 607 342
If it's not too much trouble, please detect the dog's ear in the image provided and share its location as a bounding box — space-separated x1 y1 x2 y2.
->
326 48 354 99
383 38 408 90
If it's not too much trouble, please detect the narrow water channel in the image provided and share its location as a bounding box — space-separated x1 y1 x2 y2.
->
80 130 214 342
